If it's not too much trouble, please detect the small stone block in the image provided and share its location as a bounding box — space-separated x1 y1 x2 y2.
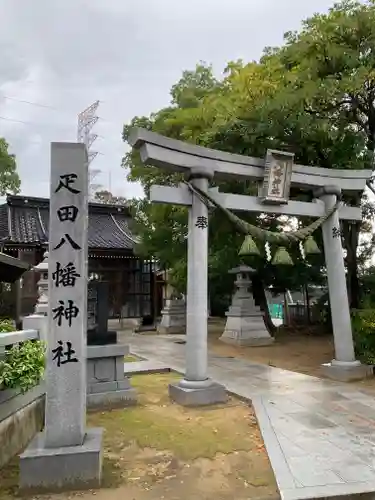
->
117 378 131 390
115 356 125 380
88 380 118 394
87 344 129 359
90 358 115 382
321 362 373 382
87 379 132 394
87 388 137 409
169 381 227 407
19 428 103 492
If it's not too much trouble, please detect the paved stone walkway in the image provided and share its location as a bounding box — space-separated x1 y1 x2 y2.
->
125 333 375 500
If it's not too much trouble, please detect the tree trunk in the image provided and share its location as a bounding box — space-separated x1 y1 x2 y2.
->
342 220 361 309
283 292 290 327
304 284 311 324
251 274 277 336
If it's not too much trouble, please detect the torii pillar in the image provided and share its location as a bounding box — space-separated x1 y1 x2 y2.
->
169 166 227 406
315 186 373 382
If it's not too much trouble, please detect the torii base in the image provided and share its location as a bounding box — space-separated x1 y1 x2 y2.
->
321 360 373 382
169 379 227 407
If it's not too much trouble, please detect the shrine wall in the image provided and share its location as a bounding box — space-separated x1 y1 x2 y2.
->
0 384 45 469
0 328 45 469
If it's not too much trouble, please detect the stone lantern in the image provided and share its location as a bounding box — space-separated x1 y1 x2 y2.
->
22 251 49 342
157 295 186 334
34 251 49 315
220 264 274 346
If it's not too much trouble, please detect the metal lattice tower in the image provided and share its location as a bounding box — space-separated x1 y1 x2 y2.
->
77 101 102 200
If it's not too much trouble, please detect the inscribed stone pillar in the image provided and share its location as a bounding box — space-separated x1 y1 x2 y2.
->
315 186 371 381
44 143 88 447
19 143 103 492
169 166 227 405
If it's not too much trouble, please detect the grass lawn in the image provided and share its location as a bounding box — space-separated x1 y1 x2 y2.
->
0 373 279 500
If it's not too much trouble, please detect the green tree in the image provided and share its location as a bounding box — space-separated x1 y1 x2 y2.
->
123 63 327 330
270 0 375 308
123 1 375 322
170 62 220 109
0 138 20 194
123 63 220 282
186 1 375 308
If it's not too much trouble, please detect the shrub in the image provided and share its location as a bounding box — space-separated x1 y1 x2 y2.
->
0 340 46 393
0 318 15 333
351 309 375 365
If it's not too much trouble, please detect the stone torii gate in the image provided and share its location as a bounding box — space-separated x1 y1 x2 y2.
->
129 128 372 405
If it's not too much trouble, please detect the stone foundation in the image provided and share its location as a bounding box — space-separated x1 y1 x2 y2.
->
321 360 373 382
169 379 227 406
87 344 137 408
221 315 274 346
19 428 103 492
157 299 186 334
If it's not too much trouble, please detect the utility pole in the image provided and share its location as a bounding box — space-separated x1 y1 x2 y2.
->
77 101 102 200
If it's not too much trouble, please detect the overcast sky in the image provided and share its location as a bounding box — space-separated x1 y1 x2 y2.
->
0 0 336 200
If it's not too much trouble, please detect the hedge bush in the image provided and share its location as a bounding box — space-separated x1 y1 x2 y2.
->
351 309 375 365
0 340 46 394
0 319 15 333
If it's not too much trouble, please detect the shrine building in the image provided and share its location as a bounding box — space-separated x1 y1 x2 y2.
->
0 194 163 324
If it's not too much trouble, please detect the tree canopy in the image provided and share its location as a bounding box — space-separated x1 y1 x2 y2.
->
0 138 20 195
122 0 375 314
94 190 127 205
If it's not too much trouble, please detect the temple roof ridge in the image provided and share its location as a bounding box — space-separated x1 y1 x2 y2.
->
0 194 135 251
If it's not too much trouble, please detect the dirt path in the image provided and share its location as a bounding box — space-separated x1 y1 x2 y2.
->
207 319 375 392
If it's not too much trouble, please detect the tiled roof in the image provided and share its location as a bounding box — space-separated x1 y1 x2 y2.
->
0 195 136 251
